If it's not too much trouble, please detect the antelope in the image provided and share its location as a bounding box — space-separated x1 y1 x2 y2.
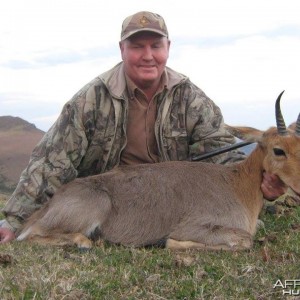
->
17 91 300 251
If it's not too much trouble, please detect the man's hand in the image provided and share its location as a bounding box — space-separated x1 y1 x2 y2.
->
0 227 16 244
261 172 287 201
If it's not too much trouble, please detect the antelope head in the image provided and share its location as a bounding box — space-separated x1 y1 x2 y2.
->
262 91 300 196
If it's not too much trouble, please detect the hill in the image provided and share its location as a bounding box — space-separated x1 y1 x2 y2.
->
0 116 45 194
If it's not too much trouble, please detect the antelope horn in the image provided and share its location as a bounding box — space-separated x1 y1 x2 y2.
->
295 113 300 136
275 90 288 136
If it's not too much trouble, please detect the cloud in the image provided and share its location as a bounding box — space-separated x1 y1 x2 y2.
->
1 47 119 69
170 33 300 102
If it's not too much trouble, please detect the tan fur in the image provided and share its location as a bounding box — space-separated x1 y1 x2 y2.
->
17 124 300 251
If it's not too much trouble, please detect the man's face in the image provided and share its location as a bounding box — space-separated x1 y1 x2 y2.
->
120 32 170 90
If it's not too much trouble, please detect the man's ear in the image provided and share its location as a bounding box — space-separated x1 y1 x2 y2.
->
119 41 125 60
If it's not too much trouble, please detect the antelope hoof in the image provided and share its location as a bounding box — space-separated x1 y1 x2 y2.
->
73 234 93 249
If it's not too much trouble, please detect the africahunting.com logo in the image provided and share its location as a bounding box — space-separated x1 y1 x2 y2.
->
273 279 300 296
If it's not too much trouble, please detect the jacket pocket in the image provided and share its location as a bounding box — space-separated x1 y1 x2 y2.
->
164 130 189 161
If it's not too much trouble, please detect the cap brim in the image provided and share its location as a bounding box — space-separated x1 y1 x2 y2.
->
121 28 168 41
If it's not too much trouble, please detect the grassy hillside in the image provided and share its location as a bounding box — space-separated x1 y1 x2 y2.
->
0 116 44 194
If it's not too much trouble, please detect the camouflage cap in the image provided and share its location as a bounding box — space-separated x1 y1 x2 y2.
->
121 11 168 41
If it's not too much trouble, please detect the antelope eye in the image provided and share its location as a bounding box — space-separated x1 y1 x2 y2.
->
273 148 286 156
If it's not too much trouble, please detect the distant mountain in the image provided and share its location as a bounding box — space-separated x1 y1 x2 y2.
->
0 116 44 133
0 116 45 194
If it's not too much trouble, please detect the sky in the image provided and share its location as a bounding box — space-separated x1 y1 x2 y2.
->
1 0 300 131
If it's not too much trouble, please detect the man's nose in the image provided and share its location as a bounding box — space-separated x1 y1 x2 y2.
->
142 46 153 60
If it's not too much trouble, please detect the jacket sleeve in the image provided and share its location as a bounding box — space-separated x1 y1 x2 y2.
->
186 85 246 164
2 97 89 231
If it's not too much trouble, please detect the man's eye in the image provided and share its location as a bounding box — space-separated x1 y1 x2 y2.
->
273 148 286 156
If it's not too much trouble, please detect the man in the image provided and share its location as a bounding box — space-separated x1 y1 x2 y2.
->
0 11 286 243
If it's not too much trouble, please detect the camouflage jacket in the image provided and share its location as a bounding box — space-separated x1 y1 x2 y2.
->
3 62 244 230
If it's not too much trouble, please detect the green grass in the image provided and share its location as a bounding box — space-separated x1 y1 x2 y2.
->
0 195 299 299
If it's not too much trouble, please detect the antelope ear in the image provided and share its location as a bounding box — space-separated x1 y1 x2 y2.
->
225 124 264 142
288 122 296 130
